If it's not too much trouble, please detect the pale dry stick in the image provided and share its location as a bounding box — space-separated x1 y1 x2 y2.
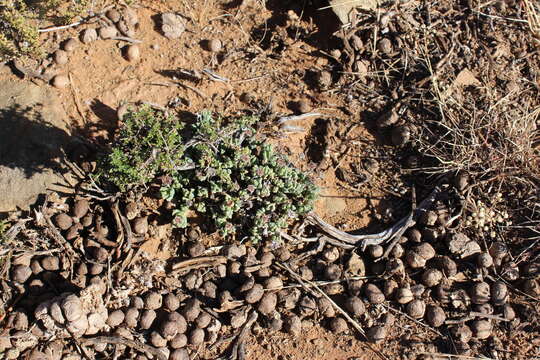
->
172 256 227 271
109 36 142 43
307 186 442 250
81 336 167 360
147 81 208 99
267 275 372 292
38 5 115 32
226 310 258 360
277 112 323 125
444 312 509 325
382 304 442 337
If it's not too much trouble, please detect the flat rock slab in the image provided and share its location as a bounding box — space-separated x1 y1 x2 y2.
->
0 80 74 212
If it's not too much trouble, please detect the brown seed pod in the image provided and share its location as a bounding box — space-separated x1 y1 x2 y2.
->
168 312 187 334
41 256 60 271
329 317 348 334
139 309 156 330
182 298 201 322
425 305 446 327
61 295 83 322
124 307 139 328
344 296 365 317
470 282 490 304
170 333 188 349
364 283 385 304
422 268 443 287
367 325 387 343
170 348 189 360
258 292 277 315
106 310 124 327
195 312 212 329
383 279 398 298
284 314 302 336
12 265 32 283
415 243 436 260
367 245 384 259
471 320 492 339
406 299 426 319
163 293 180 311
150 331 167 348
491 281 508 305
99 26 117 39
189 328 205 345
405 251 426 269
451 324 473 343
477 252 493 268
80 28 98 44
245 284 264 304
264 276 283 290
54 213 73 230
437 256 457 277
132 216 148 235
144 292 162 310
63 38 78 52
324 264 342 281
53 50 68 65
391 125 411 146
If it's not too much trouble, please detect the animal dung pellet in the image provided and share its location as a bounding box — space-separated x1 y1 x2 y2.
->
170 334 188 349
245 284 264 304
144 291 162 310
132 216 148 234
169 349 189 360
367 325 387 343
168 312 187 334
160 13 186 39
150 331 167 347
422 268 443 287
425 305 446 327
62 38 78 52
80 28 98 44
471 320 492 339
182 298 201 322
205 39 222 52
54 213 72 230
72 199 89 218
106 310 124 327
124 307 139 328
364 283 385 304
257 292 277 315
405 299 426 319
283 314 301 336
52 74 69 89
188 328 205 345
471 282 490 304
140 310 156 330
163 293 180 311
329 317 348 334
105 8 121 23
160 320 179 339
99 26 117 39
344 296 365 317
195 312 212 328
53 50 68 65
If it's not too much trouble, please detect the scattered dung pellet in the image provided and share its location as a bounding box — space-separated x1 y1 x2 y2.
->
105 8 121 22
471 320 492 339
195 312 212 329
88 263 103 276
132 216 148 235
54 213 72 230
258 292 277 315
72 199 89 219
160 320 179 339
163 293 180 311
471 282 490 304
299 266 313 281
30 259 43 275
295 100 312 114
491 281 508 305
125 202 138 220
406 299 426 319
324 264 342 281
405 250 426 268
99 26 117 39
106 310 125 327
61 295 83 322
12 265 32 283
364 283 385 304
502 304 516 320
170 348 189 360
422 268 443 287
131 296 144 309
415 243 436 260
477 252 493 268
11 312 28 331
124 307 139 328
245 284 264 304
150 331 167 348
186 241 204 258
317 70 332 88
426 305 446 327
41 256 60 271
274 247 291 262
391 125 411 146
284 314 301 336
182 298 201 322
344 296 365 317
367 325 387 343
489 242 508 260
170 334 187 349
383 279 398 298
367 245 384 258
63 38 78 52
125 45 140 62
53 50 68 65
90 247 108 263
80 28 98 44
437 256 457 277
298 296 317 317
322 247 340 263
329 317 348 334
454 172 469 191
144 292 162 310
140 310 156 330
189 328 205 345
168 312 187 334
420 210 438 226
264 276 283 290
377 37 393 55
